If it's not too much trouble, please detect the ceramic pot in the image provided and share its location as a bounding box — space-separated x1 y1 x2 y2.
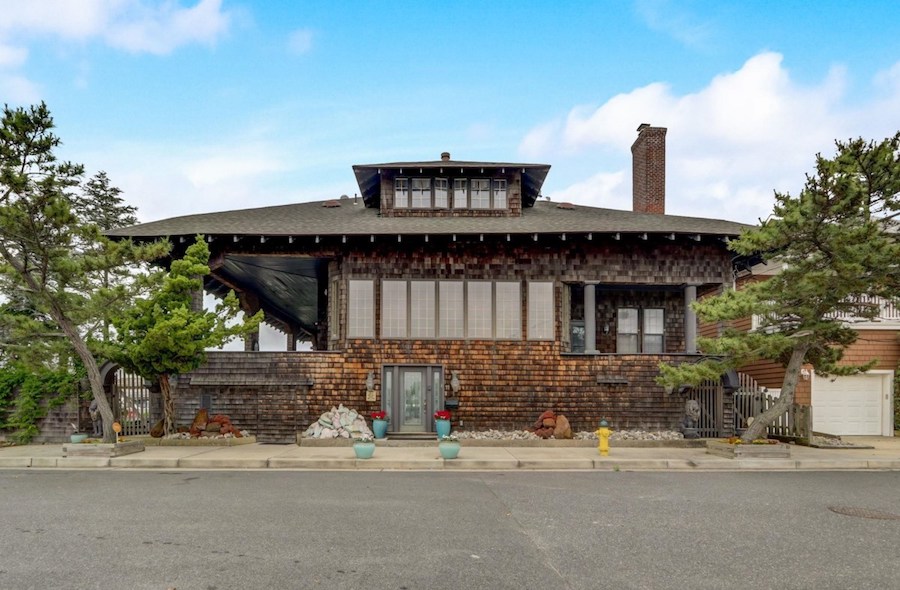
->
372 419 388 439
353 441 376 459
438 440 461 459
435 419 451 439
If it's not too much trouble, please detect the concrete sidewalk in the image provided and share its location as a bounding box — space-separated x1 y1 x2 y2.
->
1 436 898 471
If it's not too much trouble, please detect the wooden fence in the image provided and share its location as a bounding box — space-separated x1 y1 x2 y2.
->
733 373 811 439
112 368 153 436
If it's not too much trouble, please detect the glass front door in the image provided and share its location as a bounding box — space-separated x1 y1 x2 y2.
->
383 365 443 433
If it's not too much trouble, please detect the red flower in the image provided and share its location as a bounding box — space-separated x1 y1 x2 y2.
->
370 411 387 420
434 410 451 421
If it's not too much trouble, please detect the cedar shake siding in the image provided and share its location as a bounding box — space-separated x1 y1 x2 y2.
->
109 152 752 439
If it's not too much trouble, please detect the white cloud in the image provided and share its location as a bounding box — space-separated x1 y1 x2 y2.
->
287 28 314 56
634 0 715 49
0 44 28 68
182 145 288 187
0 73 42 103
0 0 233 55
520 52 900 224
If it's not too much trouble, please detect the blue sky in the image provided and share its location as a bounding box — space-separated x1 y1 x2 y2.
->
2 0 900 225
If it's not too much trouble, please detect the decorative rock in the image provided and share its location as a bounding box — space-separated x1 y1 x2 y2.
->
150 419 165 438
553 415 572 439
191 409 209 432
303 404 374 440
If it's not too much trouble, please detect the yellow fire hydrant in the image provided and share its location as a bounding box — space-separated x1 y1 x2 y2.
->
595 419 611 456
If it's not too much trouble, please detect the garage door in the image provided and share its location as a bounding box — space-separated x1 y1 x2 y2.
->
813 373 888 435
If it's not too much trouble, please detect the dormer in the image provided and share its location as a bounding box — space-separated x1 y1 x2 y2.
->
352 153 550 218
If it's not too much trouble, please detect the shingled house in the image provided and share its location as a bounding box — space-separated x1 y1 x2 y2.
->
109 125 750 442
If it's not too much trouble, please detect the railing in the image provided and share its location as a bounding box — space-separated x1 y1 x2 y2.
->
752 295 899 331
826 295 900 323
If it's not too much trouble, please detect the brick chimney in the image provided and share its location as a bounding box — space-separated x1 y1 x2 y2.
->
631 123 667 214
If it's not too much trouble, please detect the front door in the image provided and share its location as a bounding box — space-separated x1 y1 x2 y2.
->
383 365 443 433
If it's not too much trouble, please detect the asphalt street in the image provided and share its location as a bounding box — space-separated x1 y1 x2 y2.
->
1 470 898 590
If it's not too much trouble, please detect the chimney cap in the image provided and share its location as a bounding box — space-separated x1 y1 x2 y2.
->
440 151 451 161
637 123 651 132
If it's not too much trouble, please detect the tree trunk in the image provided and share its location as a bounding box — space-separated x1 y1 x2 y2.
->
52 309 116 442
159 373 175 436
741 343 811 442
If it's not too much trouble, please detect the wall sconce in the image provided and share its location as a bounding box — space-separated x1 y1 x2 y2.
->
603 324 610 334
306 376 315 388
800 368 811 381
450 371 461 395
365 370 376 402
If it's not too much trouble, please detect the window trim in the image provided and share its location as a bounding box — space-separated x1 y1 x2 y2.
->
616 306 665 353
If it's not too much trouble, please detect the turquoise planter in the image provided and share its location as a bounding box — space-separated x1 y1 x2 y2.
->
372 419 388 439
353 442 376 459
435 419 451 439
70 433 88 444
438 441 461 459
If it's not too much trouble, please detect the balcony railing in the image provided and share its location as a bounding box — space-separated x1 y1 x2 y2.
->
826 295 900 323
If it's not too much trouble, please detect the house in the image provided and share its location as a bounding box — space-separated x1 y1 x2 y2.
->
735 260 898 437
109 125 750 442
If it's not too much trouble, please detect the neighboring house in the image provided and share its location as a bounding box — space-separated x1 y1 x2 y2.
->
109 125 750 442
735 261 897 437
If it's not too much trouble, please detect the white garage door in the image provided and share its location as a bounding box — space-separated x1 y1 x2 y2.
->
813 373 889 436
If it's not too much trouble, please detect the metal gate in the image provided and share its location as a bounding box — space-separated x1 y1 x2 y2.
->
685 380 726 437
112 369 152 436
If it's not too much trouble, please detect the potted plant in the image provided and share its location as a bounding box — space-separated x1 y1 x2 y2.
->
434 410 452 439
353 434 376 459
438 434 461 459
69 423 88 444
370 410 388 439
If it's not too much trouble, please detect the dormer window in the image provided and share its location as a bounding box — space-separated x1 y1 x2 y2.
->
411 178 430 208
394 175 510 211
434 178 449 208
395 178 409 208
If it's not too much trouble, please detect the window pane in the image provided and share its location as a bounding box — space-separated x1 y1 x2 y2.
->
410 281 435 338
643 334 664 353
617 334 639 353
434 178 448 208
643 308 664 353
528 282 554 340
493 179 507 209
616 308 638 353
467 282 492 338
439 281 464 338
644 308 664 334
453 179 467 209
495 281 521 338
411 178 430 208
471 179 490 209
381 280 407 338
395 178 408 208
348 280 374 338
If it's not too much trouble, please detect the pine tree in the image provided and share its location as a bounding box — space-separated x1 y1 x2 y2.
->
659 134 900 441
113 237 261 435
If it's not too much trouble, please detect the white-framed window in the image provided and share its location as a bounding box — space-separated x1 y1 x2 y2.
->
470 179 490 209
495 281 521 338
527 282 554 340
348 279 374 338
434 178 449 209
453 179 467 209
643 308 665 353
394 178 409 208
616 308 639 353
466 281 493 338
493 179 507 209
616 307 664 353
439 281 464 338
410 281 436 338
411 178 431 208
381 280 407 338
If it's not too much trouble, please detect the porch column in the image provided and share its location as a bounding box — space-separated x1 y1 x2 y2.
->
684 284 698 354
584 282 598 353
